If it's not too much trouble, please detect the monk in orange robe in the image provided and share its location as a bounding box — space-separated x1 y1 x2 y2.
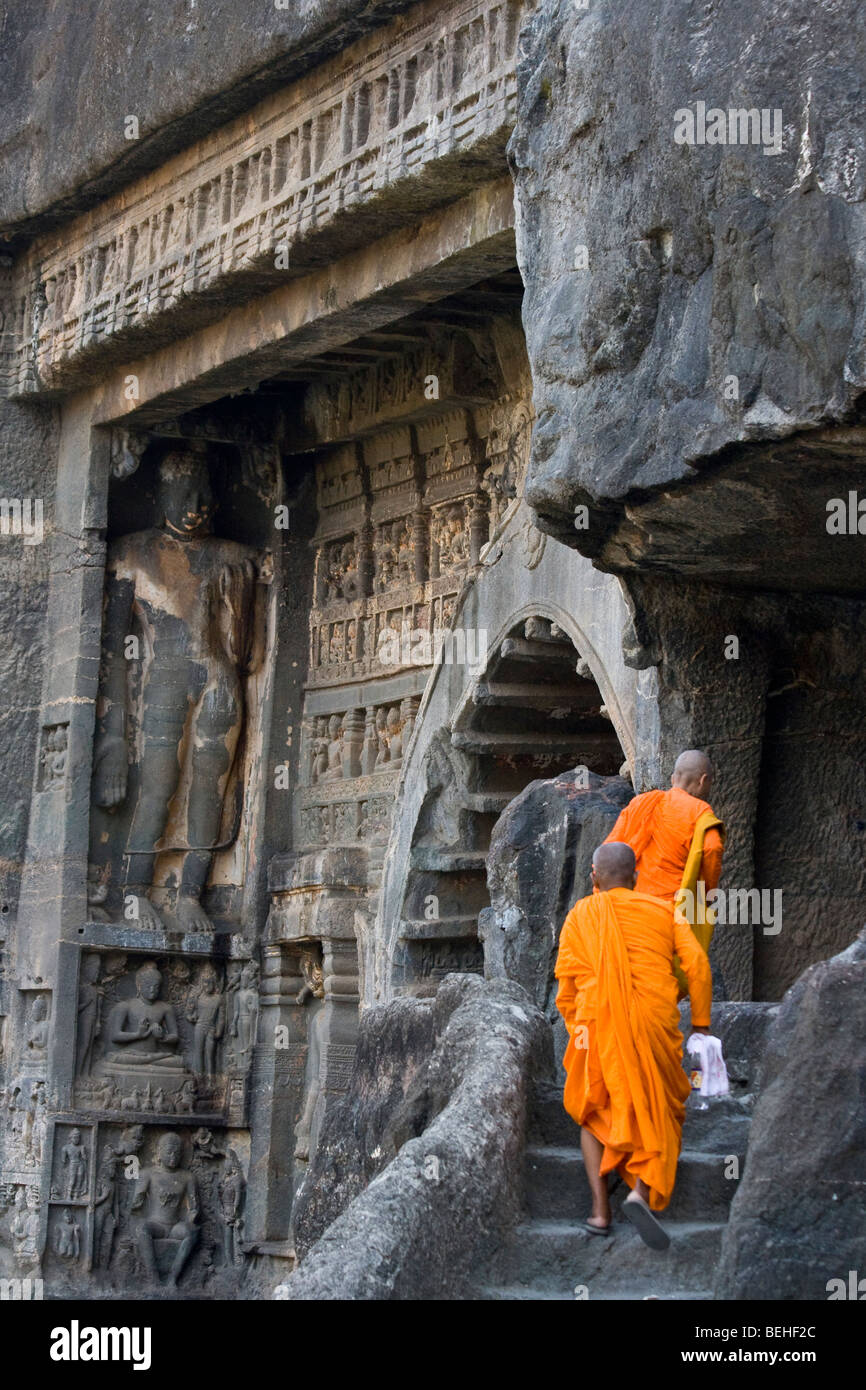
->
604 750 724 905
554 842 712 1250
604 750 724 979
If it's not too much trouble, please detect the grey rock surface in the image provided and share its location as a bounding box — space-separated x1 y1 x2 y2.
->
510 0 866 592
715 928 866 1298
279 974 549 1299
0 0 415 242
0 400 57 920
478 768 632 1077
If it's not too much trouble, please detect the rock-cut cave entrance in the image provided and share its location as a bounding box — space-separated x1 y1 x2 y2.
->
394 615 626 994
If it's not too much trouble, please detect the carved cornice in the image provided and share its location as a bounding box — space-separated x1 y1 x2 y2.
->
2 0 529 399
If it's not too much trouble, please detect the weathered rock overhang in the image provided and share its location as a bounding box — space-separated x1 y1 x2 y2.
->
510 0 866 596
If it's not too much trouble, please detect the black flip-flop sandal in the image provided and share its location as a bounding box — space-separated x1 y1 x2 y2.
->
623 1194 670 1251
583 1220 612 1237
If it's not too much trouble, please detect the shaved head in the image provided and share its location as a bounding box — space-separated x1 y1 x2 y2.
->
592 841 637 891
671 749 714 798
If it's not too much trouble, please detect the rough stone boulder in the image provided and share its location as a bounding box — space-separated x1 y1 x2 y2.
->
510 0 866 592
715 928 866 1299
478 767 633 1068
278 974 549 1300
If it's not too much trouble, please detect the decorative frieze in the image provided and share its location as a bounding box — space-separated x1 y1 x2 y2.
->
3 0 529 398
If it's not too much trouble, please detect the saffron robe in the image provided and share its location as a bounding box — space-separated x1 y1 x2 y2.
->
554 887 712 1211
604 786 724 903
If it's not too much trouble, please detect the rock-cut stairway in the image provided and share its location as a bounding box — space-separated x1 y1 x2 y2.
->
470 1002 776 1301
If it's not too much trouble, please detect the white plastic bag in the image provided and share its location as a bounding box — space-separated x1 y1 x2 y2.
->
686 1033 730 1098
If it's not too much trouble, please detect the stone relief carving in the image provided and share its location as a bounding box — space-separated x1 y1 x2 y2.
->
483 399 533 533
228 960 259 1071
105 962 184 1072
4 1078 47 1170
186 964 225 1078
431 503 470 575
4 0 526 398
9 1185 41 1263
71 953 255 1120
41 1120 244 1290
76 952 104 1076
24 993 50 1055
130 1131 199 1288
60 1127 89 1199
294 948 326 1163
53 1209 83 1260
322 538 361 603
91 449 265 933
37 724 68 791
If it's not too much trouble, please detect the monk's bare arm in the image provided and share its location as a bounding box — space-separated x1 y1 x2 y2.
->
555 974 578 1032
701 828 724 892
673 917 712 1027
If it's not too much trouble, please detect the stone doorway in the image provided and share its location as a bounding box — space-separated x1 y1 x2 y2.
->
392 614 626 995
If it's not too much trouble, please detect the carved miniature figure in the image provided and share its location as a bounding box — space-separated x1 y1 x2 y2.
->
93 1142 122 1269
25 994 49 1053
176 1078 198 1113
76 953 103 1075
61 1127 89 1199
230 960 259 1068
375 706 390 766
92 449 261 933
218 1149 245 1267
55 1209 82 1259
86 864 111 922
294 948 326 1163
11 1187 40 1261
323 714 344 781
186 963 225 1076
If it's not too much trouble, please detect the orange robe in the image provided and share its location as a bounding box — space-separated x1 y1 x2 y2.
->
604 786 724 902
554 887 712 1210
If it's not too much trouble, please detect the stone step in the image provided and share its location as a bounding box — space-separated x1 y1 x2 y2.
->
682 1092 755 1150
498 636 574 665
488 1217 724 1295
530 1087 754 1153
472 681 600 712
524 1146 742 1223
451 730 614 758
470 1282 714 1302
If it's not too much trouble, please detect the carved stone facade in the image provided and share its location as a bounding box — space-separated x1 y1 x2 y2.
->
2 0 527 399
0 0 624 1302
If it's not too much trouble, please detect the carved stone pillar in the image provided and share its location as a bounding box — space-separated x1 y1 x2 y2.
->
341 708 364 780
400 695 420 755
469 495 489 565
411 508 428 583
362 705 378 776
429 511 441 580
245 942 305 1246
313 936 360 1152
357 520 374 597
312 544 327 609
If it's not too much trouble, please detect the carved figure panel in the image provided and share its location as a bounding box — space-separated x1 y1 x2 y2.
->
37 724 68 791
90 449 268 933
72 954 256 1118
